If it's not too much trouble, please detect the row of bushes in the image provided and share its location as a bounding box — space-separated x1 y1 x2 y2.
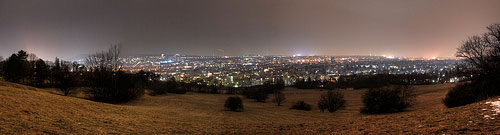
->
0 50 85 96
361 85 415 114
226 85 416 114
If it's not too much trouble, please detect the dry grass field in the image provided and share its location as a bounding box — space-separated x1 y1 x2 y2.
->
1 80 499 134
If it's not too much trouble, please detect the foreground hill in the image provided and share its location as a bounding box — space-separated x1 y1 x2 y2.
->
0 80 499 134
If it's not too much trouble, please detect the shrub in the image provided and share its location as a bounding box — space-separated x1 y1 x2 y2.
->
443 83 485 108
361 85 416 114
225 96 244 112
318 90 346 112
290 101 311 111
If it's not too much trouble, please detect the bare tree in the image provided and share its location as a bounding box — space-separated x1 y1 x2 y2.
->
397 85 416 107
85 44 122 71
456 23 500 77
56 64 75 96
452 23 500 102
84 44 143 103
28 53 38 62
318 90 346 112
273 89 286 106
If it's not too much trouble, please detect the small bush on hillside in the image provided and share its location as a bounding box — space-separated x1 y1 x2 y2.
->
318 90 346 112
225 96 244 112
290 101 311 111
443 83 485 108
361 85 416 114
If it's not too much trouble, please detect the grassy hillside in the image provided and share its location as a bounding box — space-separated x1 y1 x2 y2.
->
0 80 499 134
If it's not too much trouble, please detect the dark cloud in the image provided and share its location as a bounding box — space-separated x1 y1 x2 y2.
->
1 0 499 60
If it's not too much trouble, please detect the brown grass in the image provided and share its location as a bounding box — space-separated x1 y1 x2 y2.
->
0 81 499 134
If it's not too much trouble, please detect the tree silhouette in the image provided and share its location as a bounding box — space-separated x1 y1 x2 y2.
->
318 90 346 112
3 50 30 83
34 59 50 87
273 79 286 106
456 23 500 95
55 64 76 96
84 45 143 103
443 23 500 107
0 56 4 77
273 89 285 106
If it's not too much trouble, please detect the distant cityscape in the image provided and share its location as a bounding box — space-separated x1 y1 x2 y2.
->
100 54 463 87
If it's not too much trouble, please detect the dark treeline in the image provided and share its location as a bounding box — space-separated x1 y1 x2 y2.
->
294 77 321 89
0 50 84 91
148 77 187 95
294 73 443 90
241 80 285 103
0 46 147 103
143 73 287 99
335 74 440 89
142 75 225 95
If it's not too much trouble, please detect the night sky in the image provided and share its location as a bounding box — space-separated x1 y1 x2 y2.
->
1 0 500 60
